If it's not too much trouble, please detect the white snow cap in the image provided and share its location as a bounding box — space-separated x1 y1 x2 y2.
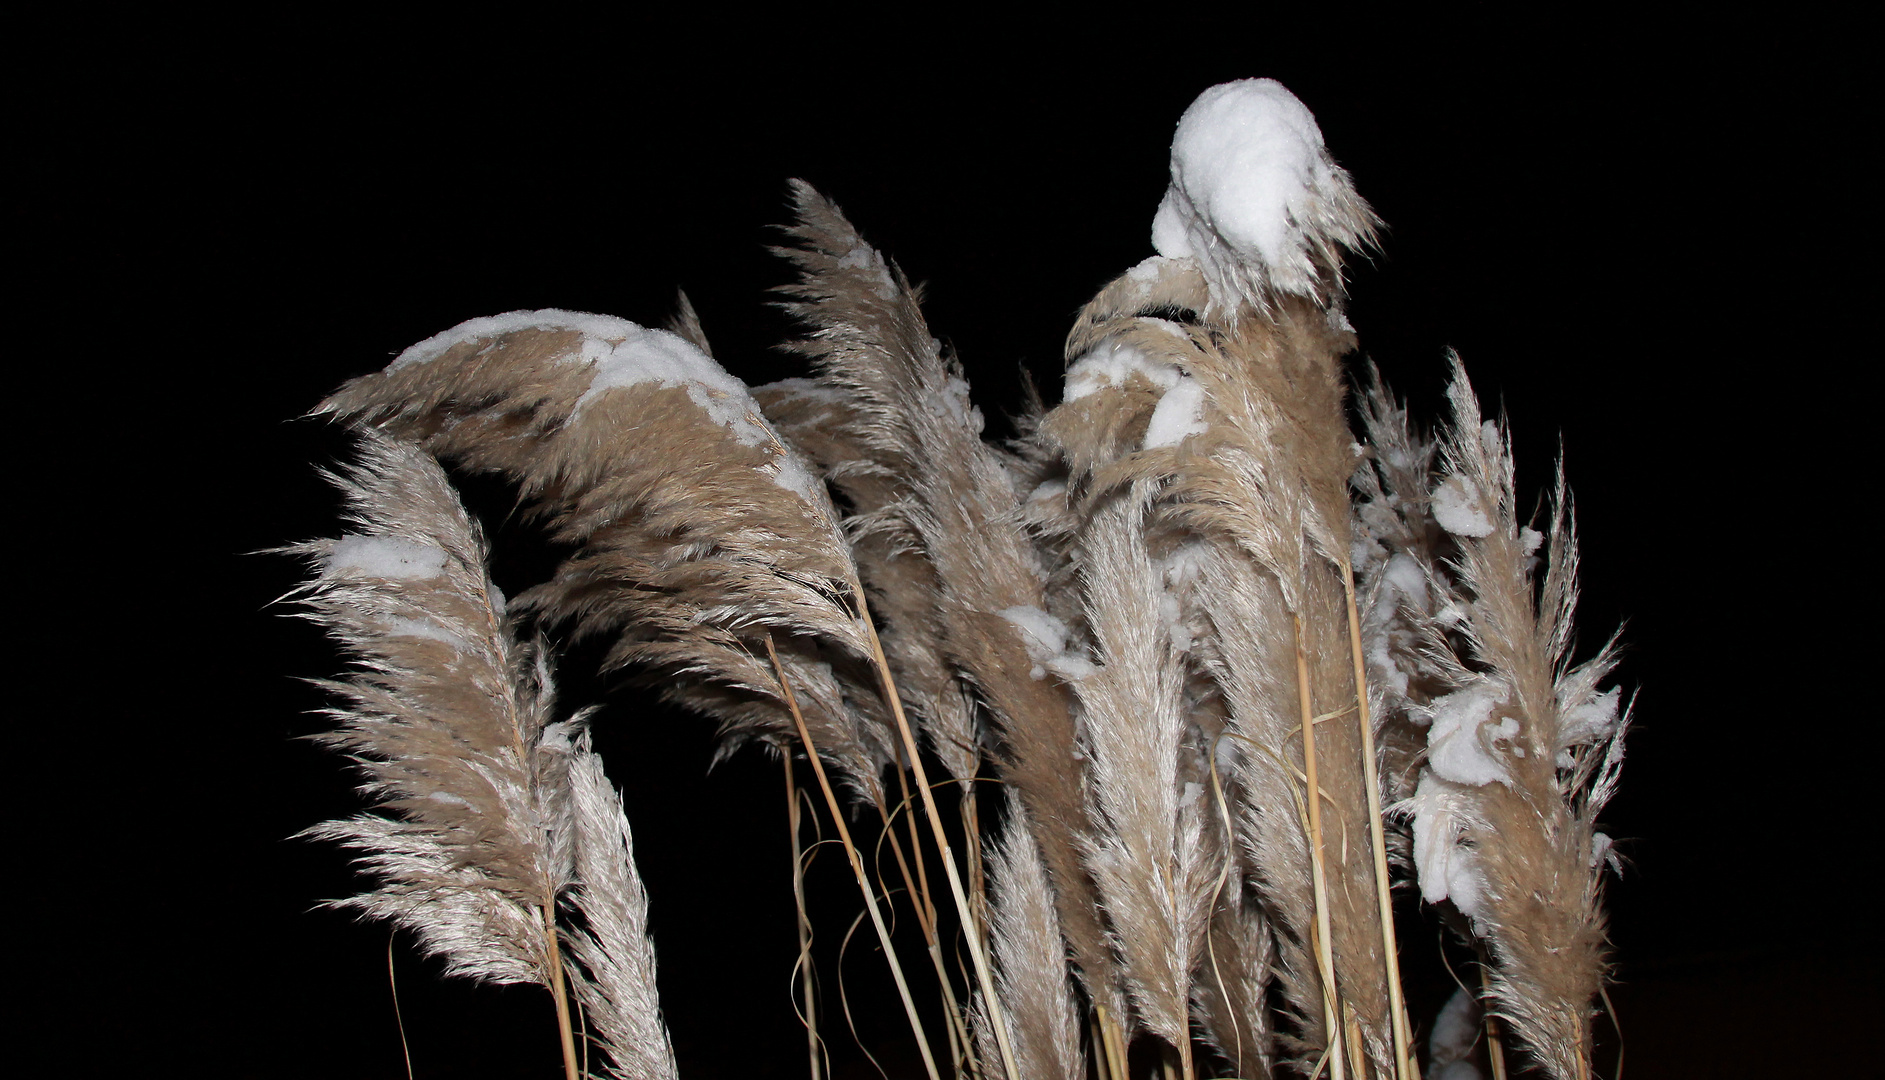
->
1151 79 1373 316
394 310 819 502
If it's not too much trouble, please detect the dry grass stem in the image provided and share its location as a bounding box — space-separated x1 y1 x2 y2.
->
765 636 942 1080
784 760 823 1080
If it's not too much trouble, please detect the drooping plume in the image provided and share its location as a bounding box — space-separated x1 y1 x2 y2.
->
282 430 578 990
317 310 896 803
284 431 679 1078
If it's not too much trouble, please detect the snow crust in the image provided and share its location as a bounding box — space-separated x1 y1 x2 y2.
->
324 535 449 581
1155 542 1209 651
1150 79 1369 311
1382 553 1429 613
1064 343 1178 403
931 374 986 436
1363 552 1430 699
836 242 898 299
390 309 634 372
1558 685 1621 747
1143 374 1207 448
1590 831 1618 873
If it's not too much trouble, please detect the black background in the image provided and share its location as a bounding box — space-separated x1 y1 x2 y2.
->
19 10 1874 1077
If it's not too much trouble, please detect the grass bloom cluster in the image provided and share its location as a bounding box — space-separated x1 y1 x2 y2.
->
285 79 1627 1079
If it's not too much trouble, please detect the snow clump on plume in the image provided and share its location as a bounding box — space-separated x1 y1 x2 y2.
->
324 536 449 581
1151 78 1374 317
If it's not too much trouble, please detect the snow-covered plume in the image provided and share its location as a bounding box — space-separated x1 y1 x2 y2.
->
320 307 898 807
1042 124 1396 1067
284 431 678 1077
391 309 819 499
1151 79 1377 318
281 431 578 990
1375 361 1627 1080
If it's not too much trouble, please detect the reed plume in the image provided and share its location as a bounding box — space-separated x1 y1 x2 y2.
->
1349 366 1449 818
1193 878 1279 1079
316 310 896 805
765 181 991 785
1035 77 1399 1073
1372 360 1625 1080
283 431 577 989
281 430 676 1078
767 182 1119 1029
279 76 1636 1080
1071 491 1221 1071
971 791 1087 1080
564 739 681 1079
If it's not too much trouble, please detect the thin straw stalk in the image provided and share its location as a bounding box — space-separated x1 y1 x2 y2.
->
1294 613 1345 1080
765 636 941 1080
1339 569 1413 1078
854 591 1019 1080
785 759 823 1080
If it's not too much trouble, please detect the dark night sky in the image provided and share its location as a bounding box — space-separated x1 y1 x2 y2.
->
20 11 1874 1077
